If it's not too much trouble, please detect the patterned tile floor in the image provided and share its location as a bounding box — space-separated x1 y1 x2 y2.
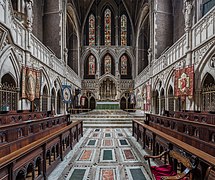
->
49 128 153 180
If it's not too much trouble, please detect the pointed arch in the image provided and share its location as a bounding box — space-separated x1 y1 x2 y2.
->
119 54 132 79
89 14 96 46
168 85 174 112
84 54 97 79
101 53 115 76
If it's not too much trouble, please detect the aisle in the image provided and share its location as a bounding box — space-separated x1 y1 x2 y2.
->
49 128 151 180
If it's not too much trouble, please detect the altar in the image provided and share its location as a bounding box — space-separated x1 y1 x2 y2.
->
96 101 120 109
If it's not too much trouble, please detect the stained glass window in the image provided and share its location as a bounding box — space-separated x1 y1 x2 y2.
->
104 9 111 45
121 55 127 75
88 55 96 75
89 14 95 46
104 55 111 74
121 15 127 46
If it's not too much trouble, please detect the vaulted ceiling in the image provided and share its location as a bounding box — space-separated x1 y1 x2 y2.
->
68 0 148 28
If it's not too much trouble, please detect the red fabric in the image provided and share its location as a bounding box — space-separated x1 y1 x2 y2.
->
174 65 194 97
151 165 177 180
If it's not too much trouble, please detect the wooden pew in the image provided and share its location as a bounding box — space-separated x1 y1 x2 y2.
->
205 166 215 180
144 150 198 180
132 120 215 179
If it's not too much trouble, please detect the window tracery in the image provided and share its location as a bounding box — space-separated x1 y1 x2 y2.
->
121 55 127 75
104 9 111 45
121 15 127 46
89 14 95 46
104 55 112 74
88 55 96 75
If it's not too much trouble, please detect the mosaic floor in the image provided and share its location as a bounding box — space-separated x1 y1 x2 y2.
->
49 128 153 180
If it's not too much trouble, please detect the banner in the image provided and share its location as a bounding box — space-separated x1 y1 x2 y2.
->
146 85 151 103
62 85 72 103
174 66 194 97
21 66 41 101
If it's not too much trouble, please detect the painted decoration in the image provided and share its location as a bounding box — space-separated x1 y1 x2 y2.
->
121 15 127 46
89 14 95 46
62 85 72 103
130 93 136 104
88 55 96 75
104 9 111 45
174 66 194 97
104 54 111 74
121 55 127 75
21 66 41 101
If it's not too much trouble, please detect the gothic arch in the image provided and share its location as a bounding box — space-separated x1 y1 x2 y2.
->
99 3 116 46
164 67 175 96
195 41 215 90
0 47 21 87
40 68 51 94
84 54 97 79
100 53 115 76
67 4 80 75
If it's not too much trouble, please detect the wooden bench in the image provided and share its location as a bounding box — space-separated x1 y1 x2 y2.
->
144 150 198 180
205 166 215 180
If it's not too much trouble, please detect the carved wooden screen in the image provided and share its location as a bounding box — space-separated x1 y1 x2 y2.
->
121 55 127 75
89 14 95 46
88 55 96 75
121 15 127 46
104 54 111 74
104 9 111 45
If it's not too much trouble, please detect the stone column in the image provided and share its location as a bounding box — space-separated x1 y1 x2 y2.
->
115 16 119 46
97 16 101 46
183 0 193 65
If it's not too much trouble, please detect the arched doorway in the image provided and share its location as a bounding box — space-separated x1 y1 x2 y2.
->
0 73 17 111
120 97 126 110
154 90 159 114
16 170 25 180
42 85 48 112
168 85 174 112
160 88 165 114
51 88 56 113
57 90 62 114
90 97 96 110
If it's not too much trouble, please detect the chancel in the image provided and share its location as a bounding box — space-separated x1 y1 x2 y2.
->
0 0 215 180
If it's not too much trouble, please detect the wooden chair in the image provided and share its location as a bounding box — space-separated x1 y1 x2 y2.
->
204 166 215 180
144 150 198 180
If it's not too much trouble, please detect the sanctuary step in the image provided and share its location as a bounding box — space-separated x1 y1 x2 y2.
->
70 109 145 128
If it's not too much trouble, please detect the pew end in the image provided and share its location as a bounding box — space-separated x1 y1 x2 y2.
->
144 150 198 180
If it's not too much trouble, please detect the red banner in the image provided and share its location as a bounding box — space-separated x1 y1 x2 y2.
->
174 66 194 97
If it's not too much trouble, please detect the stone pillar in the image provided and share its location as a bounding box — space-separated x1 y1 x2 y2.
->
25 0 33 31
43 0 62 58
97 16 101 46
115 16 119 46
183 0 193 65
